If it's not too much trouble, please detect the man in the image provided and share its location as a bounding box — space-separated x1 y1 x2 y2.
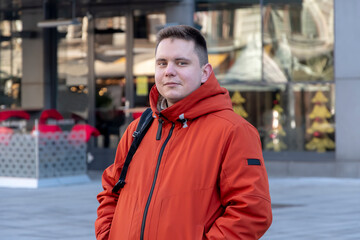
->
95 25 272 240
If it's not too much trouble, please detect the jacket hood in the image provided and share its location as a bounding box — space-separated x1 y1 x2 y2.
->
149 71 233 122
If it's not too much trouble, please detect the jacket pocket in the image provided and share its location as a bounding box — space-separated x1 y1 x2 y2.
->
155 188 214 240
109 194 138 239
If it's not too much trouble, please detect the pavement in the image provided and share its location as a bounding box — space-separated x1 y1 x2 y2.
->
1 171 360 240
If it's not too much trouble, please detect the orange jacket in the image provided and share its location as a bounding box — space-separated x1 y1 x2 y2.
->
96 72 272 239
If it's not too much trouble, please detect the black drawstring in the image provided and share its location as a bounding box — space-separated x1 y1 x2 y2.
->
156 118 163 140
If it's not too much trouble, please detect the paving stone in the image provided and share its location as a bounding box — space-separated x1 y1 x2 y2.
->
1 173 360 239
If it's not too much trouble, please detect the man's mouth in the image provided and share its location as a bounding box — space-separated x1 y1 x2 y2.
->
164 82 180 86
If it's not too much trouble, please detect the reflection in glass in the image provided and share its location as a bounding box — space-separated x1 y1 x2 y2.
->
195 1 335 153
263 0 334 82
195 6 263 85
92 13 166 148
133 13 165 107
94 16 127 148
57 17 89 122
0 20 22 109
226 84 335 152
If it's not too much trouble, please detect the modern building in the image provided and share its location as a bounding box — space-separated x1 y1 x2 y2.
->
0 0 359 177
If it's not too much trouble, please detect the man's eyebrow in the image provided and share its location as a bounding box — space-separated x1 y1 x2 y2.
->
155 58 167 62
175 57 191 61
156 57 191 62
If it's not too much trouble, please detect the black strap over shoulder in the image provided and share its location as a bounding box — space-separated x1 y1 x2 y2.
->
112 108 154 193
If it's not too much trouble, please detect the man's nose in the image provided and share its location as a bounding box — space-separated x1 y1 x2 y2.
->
165 62 176 76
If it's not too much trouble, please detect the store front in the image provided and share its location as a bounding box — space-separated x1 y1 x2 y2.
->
194 0 335 161
0 0 336 173
56 6 171 168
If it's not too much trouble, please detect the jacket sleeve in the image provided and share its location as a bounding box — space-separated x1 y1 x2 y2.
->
205 122 272 240
95 123 136 240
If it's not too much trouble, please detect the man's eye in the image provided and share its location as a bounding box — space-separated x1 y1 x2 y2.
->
178 62 187 66
157 62 167 66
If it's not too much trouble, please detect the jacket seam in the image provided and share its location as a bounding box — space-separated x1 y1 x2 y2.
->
211 112 237 126
220 169 271 204
241 193 271 203
211 109 251 126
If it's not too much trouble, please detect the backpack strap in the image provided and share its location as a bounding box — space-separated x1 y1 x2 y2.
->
112 108 154 193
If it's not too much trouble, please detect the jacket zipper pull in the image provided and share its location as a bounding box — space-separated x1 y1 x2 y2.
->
156 118 163 140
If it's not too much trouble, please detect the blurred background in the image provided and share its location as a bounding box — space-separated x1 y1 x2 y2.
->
0 0 359 183
1 1 360 239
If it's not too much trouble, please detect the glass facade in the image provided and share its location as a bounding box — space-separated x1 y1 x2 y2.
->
0 0 335 164
195 0 334 153
57 17 89 120
263 1 334 82
93 15 127 148
0 19 22 109
133 13 166 107
92 12 167 149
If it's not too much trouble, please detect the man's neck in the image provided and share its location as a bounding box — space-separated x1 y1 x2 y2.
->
157 95 168 111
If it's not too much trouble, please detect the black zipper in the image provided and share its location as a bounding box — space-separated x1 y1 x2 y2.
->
156 118 164 140
140 123 175 240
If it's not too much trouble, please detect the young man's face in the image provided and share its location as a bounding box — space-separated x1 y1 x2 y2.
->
155 38 210 107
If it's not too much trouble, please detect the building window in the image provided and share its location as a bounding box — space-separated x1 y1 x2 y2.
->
263 0 334 82
0 19 22 109
57 17 89 121
195 0 334 154
133 12 166 107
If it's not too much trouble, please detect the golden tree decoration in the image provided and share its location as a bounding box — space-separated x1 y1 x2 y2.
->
265 93 287 152
231 91 248 118
305 91 335 152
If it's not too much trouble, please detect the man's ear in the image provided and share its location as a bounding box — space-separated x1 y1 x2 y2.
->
201 63 213 83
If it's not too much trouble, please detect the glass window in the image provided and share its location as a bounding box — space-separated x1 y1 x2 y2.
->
196 0 335 154
301 84 335 152
226 83 335 153
262 0 335 153
0 19 22 109
195 6 262 84
263 0 334 82
91 12 166 149
57 17 89 121
133 12 166 107
93 15 127 149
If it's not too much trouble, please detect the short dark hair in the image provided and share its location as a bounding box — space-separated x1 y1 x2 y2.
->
156 25 209 66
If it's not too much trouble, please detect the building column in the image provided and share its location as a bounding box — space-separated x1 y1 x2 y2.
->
42 0 58 109
334 0 360 177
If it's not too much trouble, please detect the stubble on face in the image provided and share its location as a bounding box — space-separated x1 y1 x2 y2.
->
155 38 204 107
